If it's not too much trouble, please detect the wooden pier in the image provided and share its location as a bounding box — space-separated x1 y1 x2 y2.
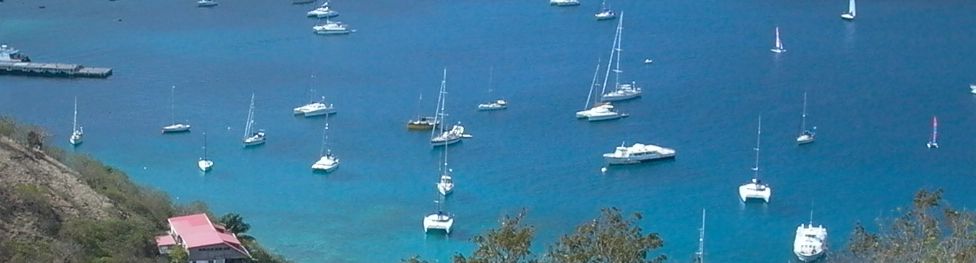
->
0 61 112 78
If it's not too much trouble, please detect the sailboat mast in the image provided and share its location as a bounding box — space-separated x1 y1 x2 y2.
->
775 27 783 49
932 116 938 143
697 208 706 263
170 86 176 125
613 12 624 90
584 60 601 109
202 132 208 159
244 93 255 137
72 97 78 131
432 69 448 139
800 92 808 132
850 0 856 16
323 115 330 156
600 19 621 96
754 116 762 179
487 66 494 96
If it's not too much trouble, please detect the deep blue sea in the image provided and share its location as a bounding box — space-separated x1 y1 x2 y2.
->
2 0 976 262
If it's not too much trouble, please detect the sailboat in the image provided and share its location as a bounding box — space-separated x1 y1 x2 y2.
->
242 93 266 147
793 211 828 262
161 86 191 134
601 12 642 102
477 67 508 111
594 0 616 20
408 92 439 130
293 88 336 117
423 198 454 234
430 69 466 146
576 61 612 118
694 209 705 263
69 97 84 146
436 136 455 196
841 0 856 21
312 115 339 172
796 92 816 144
198 132 213 172
738 116 772 203
770 27 787 53
927 116 939 149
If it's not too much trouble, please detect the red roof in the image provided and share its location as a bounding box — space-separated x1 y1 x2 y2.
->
167 213 250 257
155 234 176 246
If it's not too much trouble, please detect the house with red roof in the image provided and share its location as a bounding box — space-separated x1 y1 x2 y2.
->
156 213 252 263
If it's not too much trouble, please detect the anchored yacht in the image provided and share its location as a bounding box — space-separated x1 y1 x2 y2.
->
550 0 580 6
794 213 828 262
739 116 771 203
423 200 454 234
313 20 352 35
307 2 338 18
603 142 675 165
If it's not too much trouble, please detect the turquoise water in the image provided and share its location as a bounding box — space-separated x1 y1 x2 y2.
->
2 0 976 261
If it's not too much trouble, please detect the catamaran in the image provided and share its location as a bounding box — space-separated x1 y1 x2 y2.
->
594 0 616 20
198 132 213 172
771 27 787 53
797 92 816 144
312 116 339 172
739 116 771 203
430 69 466 146
242 93 266 147
927 116 939 149
477 67 508 111
793 211 828 262
601 12 642 102
162 86 191 134
69 97 84 146
841 0 856 20
294 89 336 117
423 199 454 234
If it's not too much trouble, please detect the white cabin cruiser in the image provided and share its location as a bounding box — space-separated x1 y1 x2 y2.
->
794 222 828 262
307 3 338 18
550 0 580 6
603 142 676 165
197 0 218 7
313 20 351 35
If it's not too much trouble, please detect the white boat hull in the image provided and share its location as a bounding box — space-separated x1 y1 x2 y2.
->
304 107 336 117
550 0 580 6
587 112 623 121
840 13 855 20
604 152 675 165
969 84 976 94
423 213 454 234
162 123 191 133
438 183 454 196
794 224 828 262
797 134 815 144
69 131 83 146
312 156 339 172
738 182 771 203
198 159 213 172
771 48 786 53
243 132 266 146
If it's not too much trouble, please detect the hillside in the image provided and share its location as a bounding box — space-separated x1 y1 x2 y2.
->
0 117 287 262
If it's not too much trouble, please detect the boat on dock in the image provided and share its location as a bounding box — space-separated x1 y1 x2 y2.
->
0 44 30 62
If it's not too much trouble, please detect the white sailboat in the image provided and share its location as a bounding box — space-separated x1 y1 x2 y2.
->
793 211 828 262
161 86 191 134
69 97 84 146
694 209 705 263
312 116 339 172
198 132 213 172
738 116 772 203
927 116 939 149
796 92 816 144
477 67 508 111
436 136 454 196
601 12 642 102
841 0 856 20
431 69 466 146
423 199 454 234
594 0 616 20
408 92 439 130
770 27 787 53
242 93 266 147
575 61 611 119
970 83 976 95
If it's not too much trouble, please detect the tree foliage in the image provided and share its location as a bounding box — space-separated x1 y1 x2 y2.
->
846 189 976 262
546 207 666 263
169 245 188 263
454 210 536 263
219 213 252 238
